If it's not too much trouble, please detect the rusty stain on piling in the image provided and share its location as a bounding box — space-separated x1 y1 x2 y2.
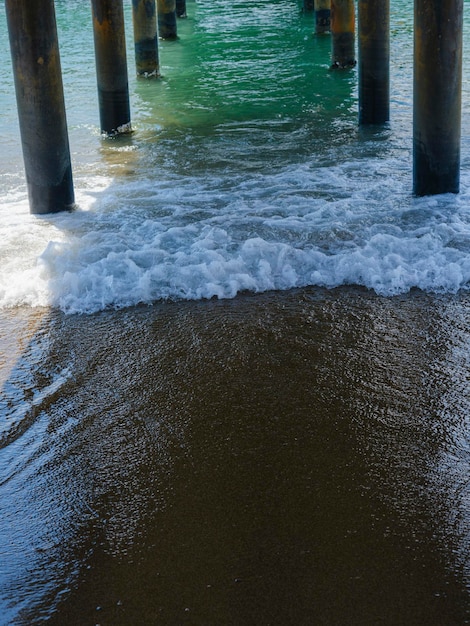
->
330 0 356 69
91 0 132 135
132 0 160 76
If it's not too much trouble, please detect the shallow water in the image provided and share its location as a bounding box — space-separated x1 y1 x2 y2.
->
1 0 470 623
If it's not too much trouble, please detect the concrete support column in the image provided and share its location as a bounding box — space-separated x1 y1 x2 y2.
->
5 0 74 214
413 0 463 196
358 0 389 124
91 0 132 135
176 0 187 18
330 0 356 69
315 0 331 35
132 0 160 77
157 0 177 40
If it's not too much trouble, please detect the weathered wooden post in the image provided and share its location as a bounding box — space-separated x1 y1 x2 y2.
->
330 0 356 69
132 0 160 77
157 0 178 40
5 0 75 214
358 0 389 124
315 0 331 34
413 0 463 195
176 0 187 18
91 0 132 135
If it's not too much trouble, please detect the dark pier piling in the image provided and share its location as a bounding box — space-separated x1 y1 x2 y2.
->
358 0 390 124
176 0 187 18
315 0 331 35
5 0 75 214
91 0 132 135
413 0 463 196
330 0 356 69
132 0 160 77
157 0 178 40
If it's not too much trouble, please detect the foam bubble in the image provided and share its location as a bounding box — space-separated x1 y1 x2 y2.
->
0 161 461 313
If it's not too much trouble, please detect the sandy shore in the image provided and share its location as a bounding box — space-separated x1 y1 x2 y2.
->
1 286 469 624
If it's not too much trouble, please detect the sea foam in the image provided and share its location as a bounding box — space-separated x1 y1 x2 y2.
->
2 159 470 314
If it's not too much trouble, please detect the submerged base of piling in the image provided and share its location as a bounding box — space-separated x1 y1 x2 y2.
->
133 0 160 78
158 0 178 39
358 0 390 125
315 10 331 34
413 0 463 196
27 168 76 215
176 0 187 18
6 0 75 214
330 32 356 69
92 0 132 136
330 0 356 69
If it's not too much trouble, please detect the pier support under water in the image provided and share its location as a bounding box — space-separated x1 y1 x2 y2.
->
132 0 160 77
358 0 390 124
330 0 356 69
176 0 187 18
5 0 75 214
157 0 178 40
91 0 132 135
315 0 331 34
413 0 463 196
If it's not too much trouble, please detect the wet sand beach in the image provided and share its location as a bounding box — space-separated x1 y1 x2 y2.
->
1 286 469 624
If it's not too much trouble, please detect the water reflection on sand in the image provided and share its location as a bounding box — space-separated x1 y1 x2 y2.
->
0 287 469 625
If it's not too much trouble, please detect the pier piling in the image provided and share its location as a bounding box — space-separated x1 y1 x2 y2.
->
157 0 178 40
315 0 331 34
5 0 74 214
176 0 187 18
132 0 160 77
330 0 356 69
413 0 463 196
91 0 132 135
358 0 389 124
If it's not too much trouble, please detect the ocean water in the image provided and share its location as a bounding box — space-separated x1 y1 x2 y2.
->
1 0 470 312
1 1 470 624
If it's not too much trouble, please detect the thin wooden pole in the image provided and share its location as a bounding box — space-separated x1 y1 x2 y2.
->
413 0 463 195
5 0 74 214
91 0 132 135
358 0 389 124
330 0 356 69
132 0 160 77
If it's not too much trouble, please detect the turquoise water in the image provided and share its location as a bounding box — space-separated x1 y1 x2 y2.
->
0 2 470 624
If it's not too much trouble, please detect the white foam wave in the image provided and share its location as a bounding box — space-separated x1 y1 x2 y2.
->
1 159 470 314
